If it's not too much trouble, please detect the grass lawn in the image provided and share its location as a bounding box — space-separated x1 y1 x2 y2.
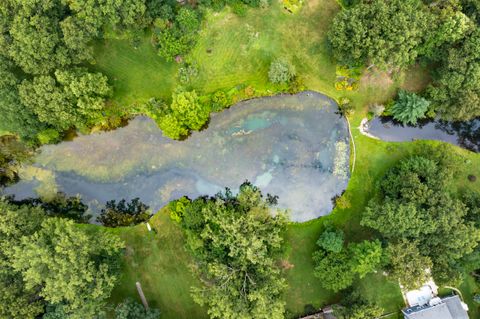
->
92 33 179 107
89 1 480 318
106 207 207 319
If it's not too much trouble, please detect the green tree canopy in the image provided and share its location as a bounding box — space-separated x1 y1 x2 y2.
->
159 90 209 139
115 298 161 319
328 0 431 69
387 239 433 289
313 236 383 292
0 199 46 319
179 183 288 319
19 68 112 130
317 229 345 253
11 217 124 317
333 291 384 319
362 153 480 284
97 198 151 227
427 29 480 120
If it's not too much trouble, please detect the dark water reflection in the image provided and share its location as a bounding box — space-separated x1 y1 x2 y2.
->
366 117 480 152
2 92 350 222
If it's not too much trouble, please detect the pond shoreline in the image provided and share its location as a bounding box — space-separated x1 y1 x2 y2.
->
3 91 350 223
362 116 480 153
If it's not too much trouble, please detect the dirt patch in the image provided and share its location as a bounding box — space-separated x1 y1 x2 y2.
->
279 259 295 270
401 64 432 92
360 69 394 89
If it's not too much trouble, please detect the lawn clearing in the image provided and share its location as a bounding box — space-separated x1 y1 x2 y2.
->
106 208 207 319
92 33 178 107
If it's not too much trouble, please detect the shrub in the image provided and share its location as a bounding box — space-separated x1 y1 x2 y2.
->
338 97 354 116
158 90 210 139
288 76 306 94
317 229 345 253
390 90 430 125
97 198 152 227
268 58 296 84
231 2 247 16
37 129 60 145
211 90 230 111
169 196 191 222
178 63 199 84
115 298 160 319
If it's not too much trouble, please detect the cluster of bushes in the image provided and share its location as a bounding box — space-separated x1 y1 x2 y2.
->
97 198 152 227
334 65 361 91
169 182 288 319
153 7 201 61
140 79 296 139
313 228 383 292
329 0 480 121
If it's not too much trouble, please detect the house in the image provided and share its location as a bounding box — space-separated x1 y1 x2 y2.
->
402 295 469 319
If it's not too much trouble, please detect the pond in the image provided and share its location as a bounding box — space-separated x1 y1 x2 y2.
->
365 116 480 153
2 91 350 222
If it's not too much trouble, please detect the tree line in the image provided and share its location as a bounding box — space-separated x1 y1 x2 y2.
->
329 0 480 122
0 0 265 144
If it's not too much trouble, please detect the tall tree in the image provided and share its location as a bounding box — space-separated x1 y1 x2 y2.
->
11 218 124 318
0 200 46 319
387 240 433 289
362 153 480 284
427 29 480 120
19 68 112 130
179 183 288 319
328 0 431 69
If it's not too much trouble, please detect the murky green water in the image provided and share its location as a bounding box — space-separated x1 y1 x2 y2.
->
3 91 350 222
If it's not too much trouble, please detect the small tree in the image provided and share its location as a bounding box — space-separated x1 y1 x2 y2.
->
115 298 161 319
97 198 152 227
334 291 384 319
317 229 345 253
268 58 296 84
390 90 430 125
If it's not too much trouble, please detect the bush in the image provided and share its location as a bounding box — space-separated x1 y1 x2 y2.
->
177 63 199 84
268 58 296 84
37 129 61 145
288 76 306 94
231 2 247 16
155 8 200 61
211 90 230 111
390 90 430 125
169 196 191 222
338 97 354 116
97 198 152 227
317 229 345 253
158 90 210 139
115 298 160 319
